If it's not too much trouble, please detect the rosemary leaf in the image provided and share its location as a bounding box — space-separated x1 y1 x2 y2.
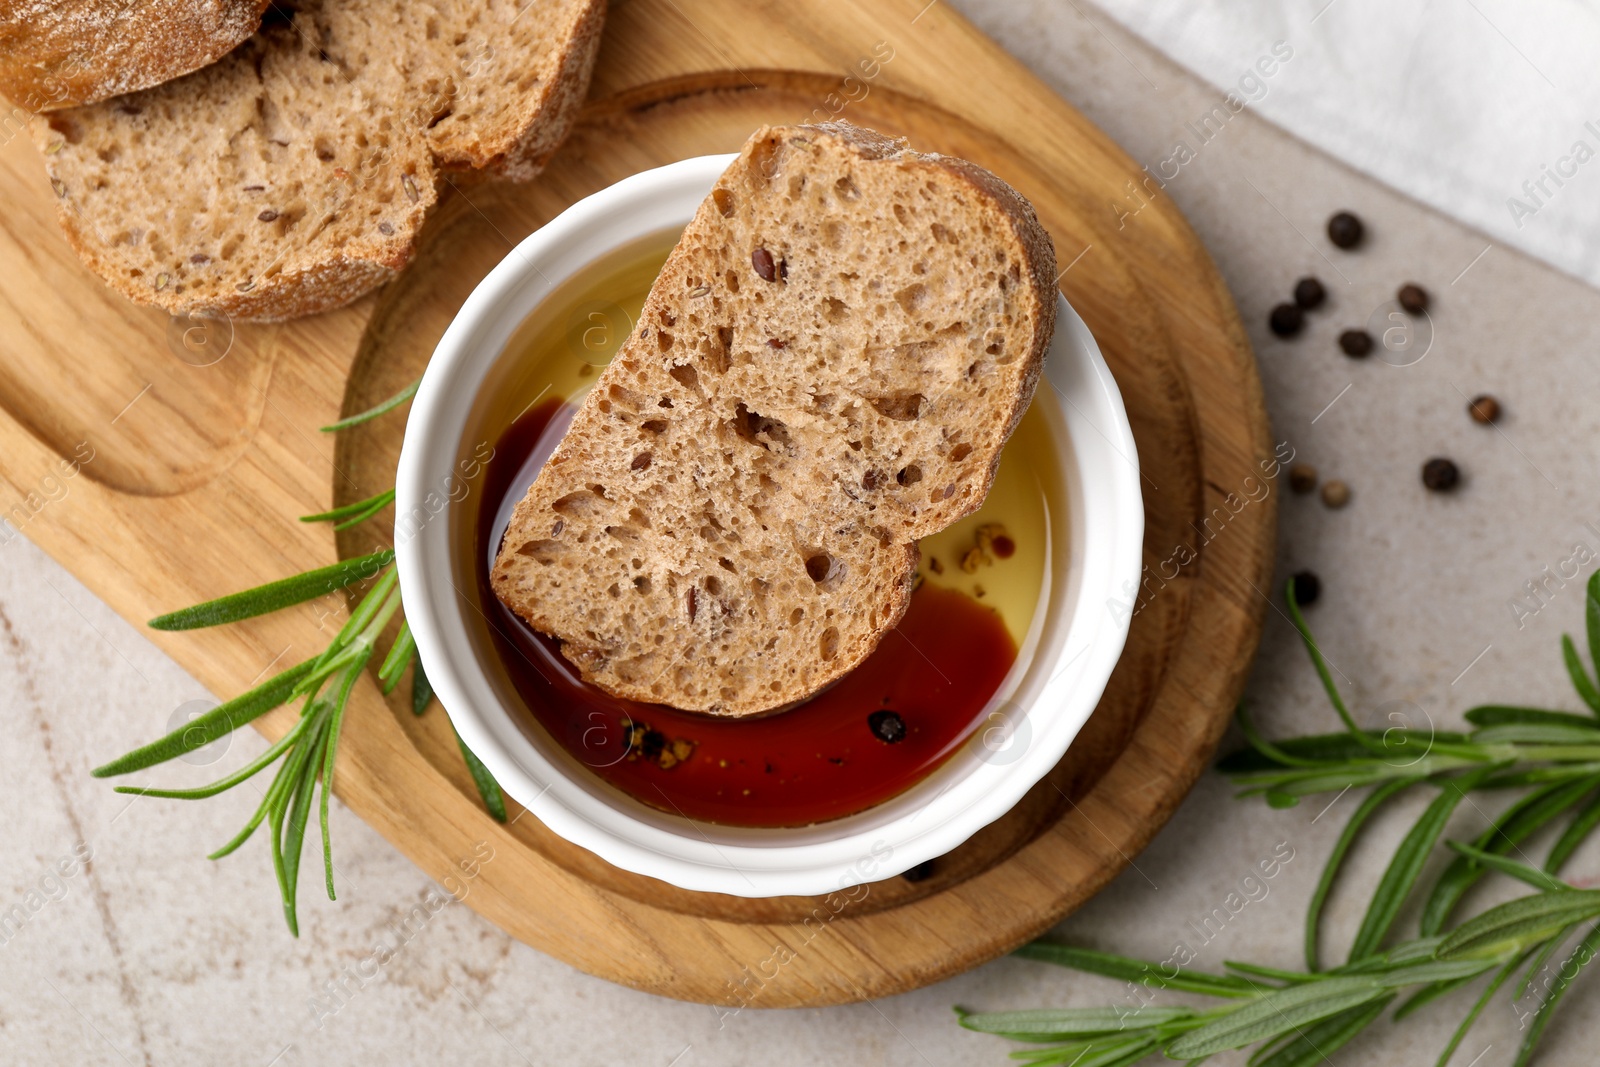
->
1372 935 1449 966
1513 923 1577 1002
1233 764 1408 800
270 701 331 938
1307 777 1419 971
1446 838 1573 893
1224 960 1316 985
93 658 315 777
1014 942 1255 998
956 1006 1194 1040
278 711 325 937
1349 766 1499 963
1547 788 1600 874
1587 571 1600 709
378 620 415 694
1165 977 1388 1059
454 725 507 823
1248 1030 1299 1067
1008 1048 1091 1066
1282 581 1390 757
320 654 367 899
208 781 279 861
1437 889 1600 961
112 712 315 800
1375 958 1500 987
1464 706 1600 730
1249 994 1392 1067
1235 705 1329 769
149 549 395 631
1006 1048 1076 1064
333 493 396 532
321 377 420 433
264 744 298 930
413 649 434 716
1218 731 1411 773
266 742 305 934
300 488 395 525
1472 722 1600 745
1071 1036 1162 1067
1561 633 1600 715
1513 921 1600 1067
1485 763 1600 789
1003 1035 1161 1067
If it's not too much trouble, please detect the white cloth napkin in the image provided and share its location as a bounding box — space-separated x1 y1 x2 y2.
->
1088 0 1600 288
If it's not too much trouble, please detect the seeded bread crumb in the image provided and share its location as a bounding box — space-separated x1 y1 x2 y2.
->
492 122 1057 717
32 0 604 321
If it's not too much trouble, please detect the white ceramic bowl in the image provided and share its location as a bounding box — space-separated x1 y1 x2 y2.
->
396 154 1143 898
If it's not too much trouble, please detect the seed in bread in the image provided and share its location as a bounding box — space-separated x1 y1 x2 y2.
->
0 0 270 110
32 0 605 321
491 122 1058 717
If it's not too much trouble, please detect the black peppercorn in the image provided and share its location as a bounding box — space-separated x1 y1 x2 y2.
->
1327 211 1364 249
1291 570 1321 606
1398 283 1429 315
1288 463 1317 494
639 729 667 760
1338 329 1374 357
1293 277 1326 309
1422 458 1460 492
1269 303 1304 338
868 709 907 744
1468 395 1501 424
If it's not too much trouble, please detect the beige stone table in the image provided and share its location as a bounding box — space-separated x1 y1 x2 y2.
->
3 2 1597 1064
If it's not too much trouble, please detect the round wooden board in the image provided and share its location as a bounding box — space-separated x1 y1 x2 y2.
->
333 72 1273 1005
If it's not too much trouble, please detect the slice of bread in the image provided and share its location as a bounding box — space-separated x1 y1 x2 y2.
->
492 122 1058 717
32 0 604 321
0 0 269 111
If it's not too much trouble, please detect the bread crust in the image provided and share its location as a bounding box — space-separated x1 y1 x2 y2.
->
492 122 1057 716
33 0 605 321
430 0 607 182
0 0 269 110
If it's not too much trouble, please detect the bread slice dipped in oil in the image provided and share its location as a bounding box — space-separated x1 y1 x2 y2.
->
492 121 1058 717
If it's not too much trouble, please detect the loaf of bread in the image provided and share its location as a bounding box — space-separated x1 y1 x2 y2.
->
33 0 605 320
0 0 269 111
492 122 1058 717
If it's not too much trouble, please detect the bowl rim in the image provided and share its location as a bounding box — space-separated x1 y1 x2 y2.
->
395 153 1144 898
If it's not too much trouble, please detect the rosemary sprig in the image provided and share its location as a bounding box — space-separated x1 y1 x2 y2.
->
965 891 1600 1066
104 561 423 933
99 381 505 934
110 562 505 934
966 574 1600 1066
